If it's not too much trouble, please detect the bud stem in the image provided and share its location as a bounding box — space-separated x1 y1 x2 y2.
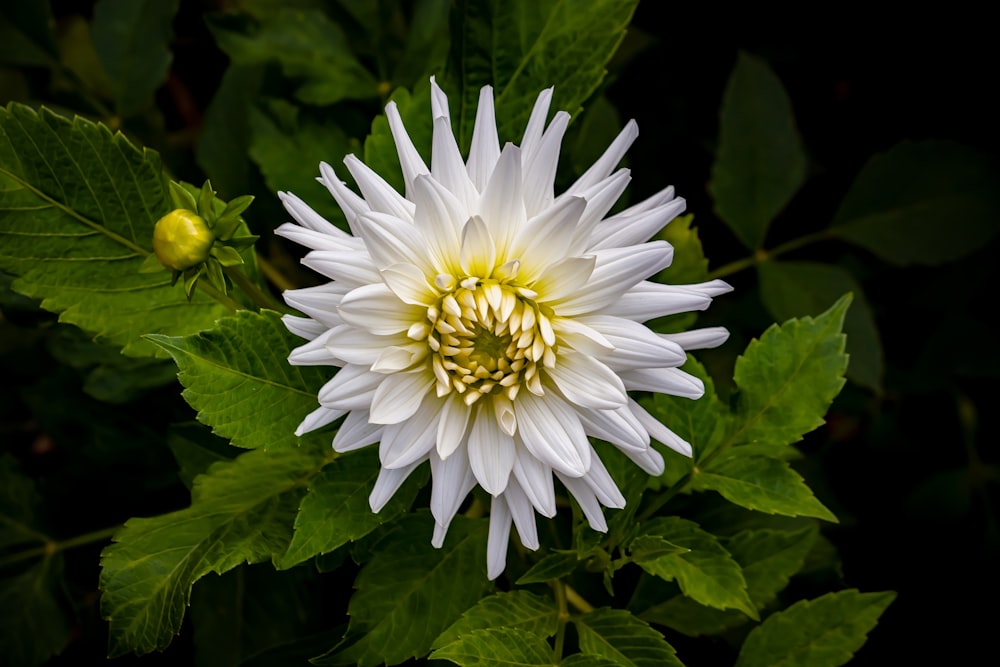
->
224 265 285 311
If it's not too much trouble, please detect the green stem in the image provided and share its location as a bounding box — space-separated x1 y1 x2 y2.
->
637 472 693 523
0 525 120 569
552 580 569 664
563 583 595 614
257 255 297 293
707 229 833 280
198 279 244 312
224 265 285 311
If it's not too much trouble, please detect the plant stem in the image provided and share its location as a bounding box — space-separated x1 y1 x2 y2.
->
707 229 833 280
198 279 244 312
552 580 569 663
224 265 285 311
563 583 595 614
257 255 297 293
0 525 121 568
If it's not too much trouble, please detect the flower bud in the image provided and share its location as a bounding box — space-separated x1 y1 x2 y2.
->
152 209 214 271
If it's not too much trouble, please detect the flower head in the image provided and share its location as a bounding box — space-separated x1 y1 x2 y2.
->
279 79 731 578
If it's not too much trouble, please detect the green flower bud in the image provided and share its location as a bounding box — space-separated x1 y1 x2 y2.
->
152 209 215 271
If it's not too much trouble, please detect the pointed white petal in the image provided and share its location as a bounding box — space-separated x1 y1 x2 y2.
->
578 315 687 370
386 100 429 196
301 249 380 287
557 473 608 532
295 405 345 436
380 397 441 468
430 447 477 546
278 191 348 235
581 452 626 508
479 143 526 258
512 441 556 517
288 329 340 366
660 327 730 350
522 111 569 217
316 163 370 231
621 443 665 475
323 324 404 366
353 211 434 273
514 391 590 477
551 316 614 354
567 119 638 195
432 116 478 209
275 222 362 252
629 398 693 457
437 393 471 459
282 314 328 341
344 154 415 221
520 87 554 166
338 283 424 335
411 174 466 274
503 478 539 550
486 495 511 580
381 262 437 306
370 461 421 512
430 75 450 120
283 282 349 328
614 184 678 217
569 170 632 254
332 410 383 452
576 404 649 452
318 364 382 410
467 85 501 191
459 215 497 278
531 255 595 304
510 195 586 281
589 196 686 251
369 369 434 424
370 343 427 373
605 282 713 321
546 349 627 410
619 367 705 399
467 409 516 495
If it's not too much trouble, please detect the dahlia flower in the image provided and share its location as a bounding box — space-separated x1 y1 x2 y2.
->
277 78 731 579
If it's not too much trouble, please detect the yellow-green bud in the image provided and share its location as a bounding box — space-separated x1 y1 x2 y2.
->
152 209 214 271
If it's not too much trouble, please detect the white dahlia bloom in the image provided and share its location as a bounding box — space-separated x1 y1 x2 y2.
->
278 79 731 579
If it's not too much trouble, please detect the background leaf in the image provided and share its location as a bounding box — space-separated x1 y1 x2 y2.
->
148 310 329 451
735 589 896 667
0 1 58 67
831 140 1000 265
573 607 684 667
0 559 72 666
431 627 554 667
0 103 230 357
757 261 882 391
708 52 807 250
433 590 558 649
92 0 179 118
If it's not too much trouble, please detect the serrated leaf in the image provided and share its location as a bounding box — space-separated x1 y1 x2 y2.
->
691 456 837 521
574 608 684 667
278 449 428 569
629 517 755 617
515 551 580 584
757 261 882 391
147 310 329 450
99 442 330 657
0 559 72 666
92 0 179 118
445 0 639 150
561 655 621 667
730 294 850 448
433 590 558 649
321 514 491 667
735 589 896 667
0 1 58 66
831 140 1000 265
249 100 356 228
432 627 554 666
628 535 688 562
708 52 806 250
0 103 231 357
207 9 380 105
642 526 818 636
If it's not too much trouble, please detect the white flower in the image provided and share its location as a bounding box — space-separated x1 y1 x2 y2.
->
278 78 731 579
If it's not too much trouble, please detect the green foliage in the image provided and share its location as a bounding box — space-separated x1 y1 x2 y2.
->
757 261 882 391
445 0 639 148
709 52 807 250
574 608 684 667
0 1 58 67
0 103 231 357
515 551 580 584
734 590 896 667
433 590 558 649
0 559 72 666
432 627 554 666
148 310 328 450
99 442 330 656
831 140 1000 265
323 514 492 667
91 0 179 118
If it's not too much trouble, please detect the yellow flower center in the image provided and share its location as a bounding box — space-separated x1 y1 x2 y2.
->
413 274 557 405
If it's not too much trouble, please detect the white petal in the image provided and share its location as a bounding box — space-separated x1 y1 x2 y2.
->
486 495 512 580
282 314 328 341
557 473 607 532
323 324 403 366
370 461 421 512
531 255 595 304
546 349 627 410
288 329 340 366
411 174 466 274
301 249 380 287
546 242 673 316
512 441 556 517
522 111 569 217
466 85 501 191
551 316 614 354
338 283 424 335
622 443 665 475
619 367 705 399
283 282 349 328
380 396 441 468
386 100 429 196
478 143 526 259
275 222 362 252
460 215 497 278
278 191 348 235
432 116 478 210
514 391 590 477
579 315 687 370
369 368 434 424
430 447 477 546
510 195 586 281
317 163 370 231
660 327 730 350
503 478 539 550
589 196 686 251
430 75 450 120
437 393 471 459
581 452 626 508
567 119 638 195
629 398 693 457
569 169 632 254
318 364 382 410
381 262 437 306
332 410 383 452
344 154 415 221
605 282 713 321
467 409 516 495
353 211 435 273
576 404 649 452
370 343 427 374
520 87 554 167
295 405 345 436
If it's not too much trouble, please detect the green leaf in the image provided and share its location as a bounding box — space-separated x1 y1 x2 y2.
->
628 535 689 562
574 608 684 667
323 514 491 667
0 453 44 550
0 103 231 357
445 0 639 149
515 551 580 584
629 517 755 618
831 140 1000 265
757 261 882 391
166 424 237 489
560 655 621 667
730 294 850 448
391 0 451 86
432 627 554 667
0 1 58 66
433 590 558 649
278 448 428 569
735 589 896 667
641 526 818 636
147 310 330 450
708 52 807 250
92 0 179 118
207 9 380 105
99 442 330 657
0 559 72 666
691 456 837 521
249 100 357 228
